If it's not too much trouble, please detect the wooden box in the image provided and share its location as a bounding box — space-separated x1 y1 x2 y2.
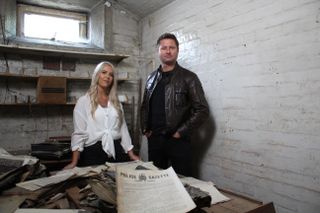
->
37 76 67 104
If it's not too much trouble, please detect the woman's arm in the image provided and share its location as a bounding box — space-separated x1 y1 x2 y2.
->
127 149 140 161
63 150 80 170
64 96 89 170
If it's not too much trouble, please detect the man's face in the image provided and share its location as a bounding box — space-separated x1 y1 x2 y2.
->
158 38 179 65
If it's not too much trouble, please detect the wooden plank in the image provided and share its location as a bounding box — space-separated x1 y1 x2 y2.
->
246 202 276 213
0 195 27 213
0 44 129 63
65 186 81 208
216 193 261 212
15 209 80 213
218 188 262 204
55 198 70 209
0 72 38 80
0 72 129 81
203 188 276 213
203 204 238 213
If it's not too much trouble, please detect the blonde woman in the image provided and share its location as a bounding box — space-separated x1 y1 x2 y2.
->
64 62 139 169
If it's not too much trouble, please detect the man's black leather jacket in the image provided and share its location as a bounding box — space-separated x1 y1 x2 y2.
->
140 63 209 137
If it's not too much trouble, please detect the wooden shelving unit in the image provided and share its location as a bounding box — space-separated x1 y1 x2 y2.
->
0 43 131 107
0 72 131 106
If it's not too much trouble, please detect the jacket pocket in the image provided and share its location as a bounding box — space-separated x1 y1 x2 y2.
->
174 90 188 107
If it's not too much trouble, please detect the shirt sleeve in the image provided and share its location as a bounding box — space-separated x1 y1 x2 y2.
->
71 97 89 152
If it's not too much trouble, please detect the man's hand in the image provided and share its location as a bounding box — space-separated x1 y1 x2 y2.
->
172 131 181 139
143 130 152 138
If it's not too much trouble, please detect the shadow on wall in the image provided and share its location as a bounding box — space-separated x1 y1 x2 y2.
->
191 114 216 178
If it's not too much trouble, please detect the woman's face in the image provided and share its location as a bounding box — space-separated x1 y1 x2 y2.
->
98 64 114 89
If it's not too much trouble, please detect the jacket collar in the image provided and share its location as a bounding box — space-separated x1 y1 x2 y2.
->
157 62 180 73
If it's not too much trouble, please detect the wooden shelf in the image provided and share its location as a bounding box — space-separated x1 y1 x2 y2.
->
0 72 37 80
0 44 129 63
0 99 130 106
0 101 130 106
0 103 76 106
0 72 129 81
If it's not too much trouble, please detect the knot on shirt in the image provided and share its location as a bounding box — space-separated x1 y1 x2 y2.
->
101 129 120 159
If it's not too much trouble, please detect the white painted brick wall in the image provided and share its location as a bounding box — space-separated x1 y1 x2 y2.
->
140 0 320 212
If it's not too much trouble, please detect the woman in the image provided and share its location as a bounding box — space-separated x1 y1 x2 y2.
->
64 62 139 169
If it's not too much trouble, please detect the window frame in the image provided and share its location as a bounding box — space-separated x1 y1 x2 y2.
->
16 4 88 42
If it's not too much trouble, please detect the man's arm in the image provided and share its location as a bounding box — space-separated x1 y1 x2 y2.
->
177 75 209 136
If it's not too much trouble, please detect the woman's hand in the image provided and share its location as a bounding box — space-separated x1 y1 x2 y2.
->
63 162 77 170
128 149 140 161
63 150 80 170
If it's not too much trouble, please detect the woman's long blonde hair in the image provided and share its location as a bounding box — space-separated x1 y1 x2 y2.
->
88 61 123 126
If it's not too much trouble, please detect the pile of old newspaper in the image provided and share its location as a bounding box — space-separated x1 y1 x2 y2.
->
1 155 229 213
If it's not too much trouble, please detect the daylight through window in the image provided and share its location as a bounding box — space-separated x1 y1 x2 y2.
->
17 4 87 43
24 14 81 42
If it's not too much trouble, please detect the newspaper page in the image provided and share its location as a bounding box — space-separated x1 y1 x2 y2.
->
16 171 75 191
180 177 230 204
106 160 159 172
116 166 196 213
16 165 107 191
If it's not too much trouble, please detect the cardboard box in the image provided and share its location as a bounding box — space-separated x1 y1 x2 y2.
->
37 76 66 104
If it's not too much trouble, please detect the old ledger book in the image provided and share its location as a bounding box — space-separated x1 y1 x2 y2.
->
116 166 196 213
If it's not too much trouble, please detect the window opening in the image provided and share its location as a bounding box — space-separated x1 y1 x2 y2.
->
17 4 87 43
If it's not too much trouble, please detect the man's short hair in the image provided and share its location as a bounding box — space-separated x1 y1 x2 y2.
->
156 33 179 49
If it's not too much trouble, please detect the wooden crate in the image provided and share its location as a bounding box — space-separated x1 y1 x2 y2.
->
37 76 66 104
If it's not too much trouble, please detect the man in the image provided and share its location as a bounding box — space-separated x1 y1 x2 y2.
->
140 33 209 176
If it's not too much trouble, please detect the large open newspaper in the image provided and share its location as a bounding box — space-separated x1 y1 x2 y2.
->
116 165 196 213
